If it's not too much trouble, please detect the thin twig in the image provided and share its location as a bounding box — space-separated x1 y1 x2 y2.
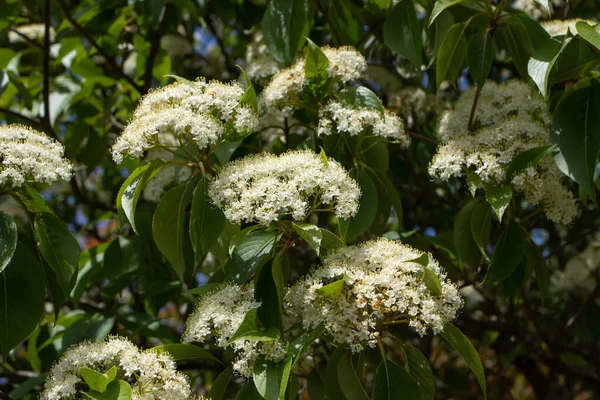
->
142 4 170 93
8 27 44 49
312 0 342 45
56 0 143 94
0 107 42 126
42 0 54 138
467 88 481 132
407 131 439 146
205 17 238 77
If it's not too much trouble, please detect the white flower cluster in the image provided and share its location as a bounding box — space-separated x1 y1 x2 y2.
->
317 100 409 144
182 284 286 377
111 79 258 163
8 23 55 43
285 238 463 352
245 30 281 84
41 336 190 400
389 87 447 129
0 124 72 188
541 18 593 37
429 80 577 225
208 150 361 225
262 46 367 115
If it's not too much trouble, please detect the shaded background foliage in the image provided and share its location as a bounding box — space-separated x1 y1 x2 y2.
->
0 0 600 398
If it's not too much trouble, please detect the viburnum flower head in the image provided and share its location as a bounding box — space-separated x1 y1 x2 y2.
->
0 124 72 189
41 336 191 400
111 79 258 163
182 284 286 377
429 80 577 225
285 238 463 352
317 100 409 144
261 46 367 114
208 150 361 225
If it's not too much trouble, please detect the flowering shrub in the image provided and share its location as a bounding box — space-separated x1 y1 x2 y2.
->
1 0 600 399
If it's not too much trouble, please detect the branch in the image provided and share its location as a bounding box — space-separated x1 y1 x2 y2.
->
56 0 143 94
0 107 42 126
42 0 52 134
407 131 439 146
205 17 238 77
467 88 481 132
142 5 170 94
8 27 44 49
312 0 342 45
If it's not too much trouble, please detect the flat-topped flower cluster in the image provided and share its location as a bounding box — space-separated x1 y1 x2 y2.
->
209 150 361 225
111 79 258 163
285 238 463 352
182 284 286 377
429 80 577 224
41 336 190 400
0 124 72 189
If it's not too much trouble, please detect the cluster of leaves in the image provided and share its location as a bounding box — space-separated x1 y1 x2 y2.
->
1 0 600 399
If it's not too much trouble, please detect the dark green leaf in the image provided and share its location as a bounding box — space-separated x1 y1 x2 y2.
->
328 0 363 45
436 23 467 89
505 145 554 179
118 159 165 234
502 17 534 79
483 219 526 283
338 351 370 400
466 171 482 197
79 366 115 392
184 283 222 297
484 186 512 222
34 213 80 299
0 211 17 274
0 243 45 361
238 67 259 114
501 256 527 297
368 169 403 228
229 231 278 283
261 0 309 63
429 0 468 27
225 308 280 344
320 228 345 251
470 202 491 260
467 30 493 87
253 354 293 400
454 197 485 268
550 79 600 204
403 344 435 400
304 39 330 101
524 239 549 301
527 37 565 98
550 37 600 83
440 323 487 399
422 267 443 296
236 381 263 400
372 360 421 400
292 222 322 256
149 343 222 364
384 0 423 69
325 346 347 399
11 184 54 214
576 21 600 51
337 86 384 113
208 366 234 400
289 325 325 368
339 170 378 242
190 176 225 265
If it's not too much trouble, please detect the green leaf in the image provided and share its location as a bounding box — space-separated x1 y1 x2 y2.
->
253 353 293 400
372 360 422 400
320 228 345 251
34 213 80 299
84 380 133 400
152 185 192 282
406 253 429 267
527 37 565 98
237 381 264 400
325 346 347 399
208 366 234 400
454 197 485 268
184 283 222 297
533 0 551 15
384 0 423 69
292 222 322 256
149 343 222 364
272 255 287 305
367 169 403 228
440 323 487 399
289 325 325 368
502 17 534 79
238 67 259 114
338 351 370 400
225 308 280 344
484 186 512 222
550 37 600 83
505 145 555 179
403 344 435 400
316 278 345 296
436 22 467 89
422 267 443 296
576 21 600 52
469 201 491 260
483 219 526 283
339 170 378 242
328 0 363 45
229 230 278 283
190 176 225 265
79 367 115 392
467 30 493 87
0 243 45 362
466 171 483 197
261 0 309 63
501 256 527 297
429 0 467 27
304 38 330 101
255 260 284 334
11 184 54 214
118 159 165 234
550 79 600 205
0 211 17 274
337 86 384 113
524 239 549 302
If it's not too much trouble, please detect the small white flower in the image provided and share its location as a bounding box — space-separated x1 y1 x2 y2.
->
285 238 463 351
0 124 72 189
41 336 191 400
209 150 361 225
